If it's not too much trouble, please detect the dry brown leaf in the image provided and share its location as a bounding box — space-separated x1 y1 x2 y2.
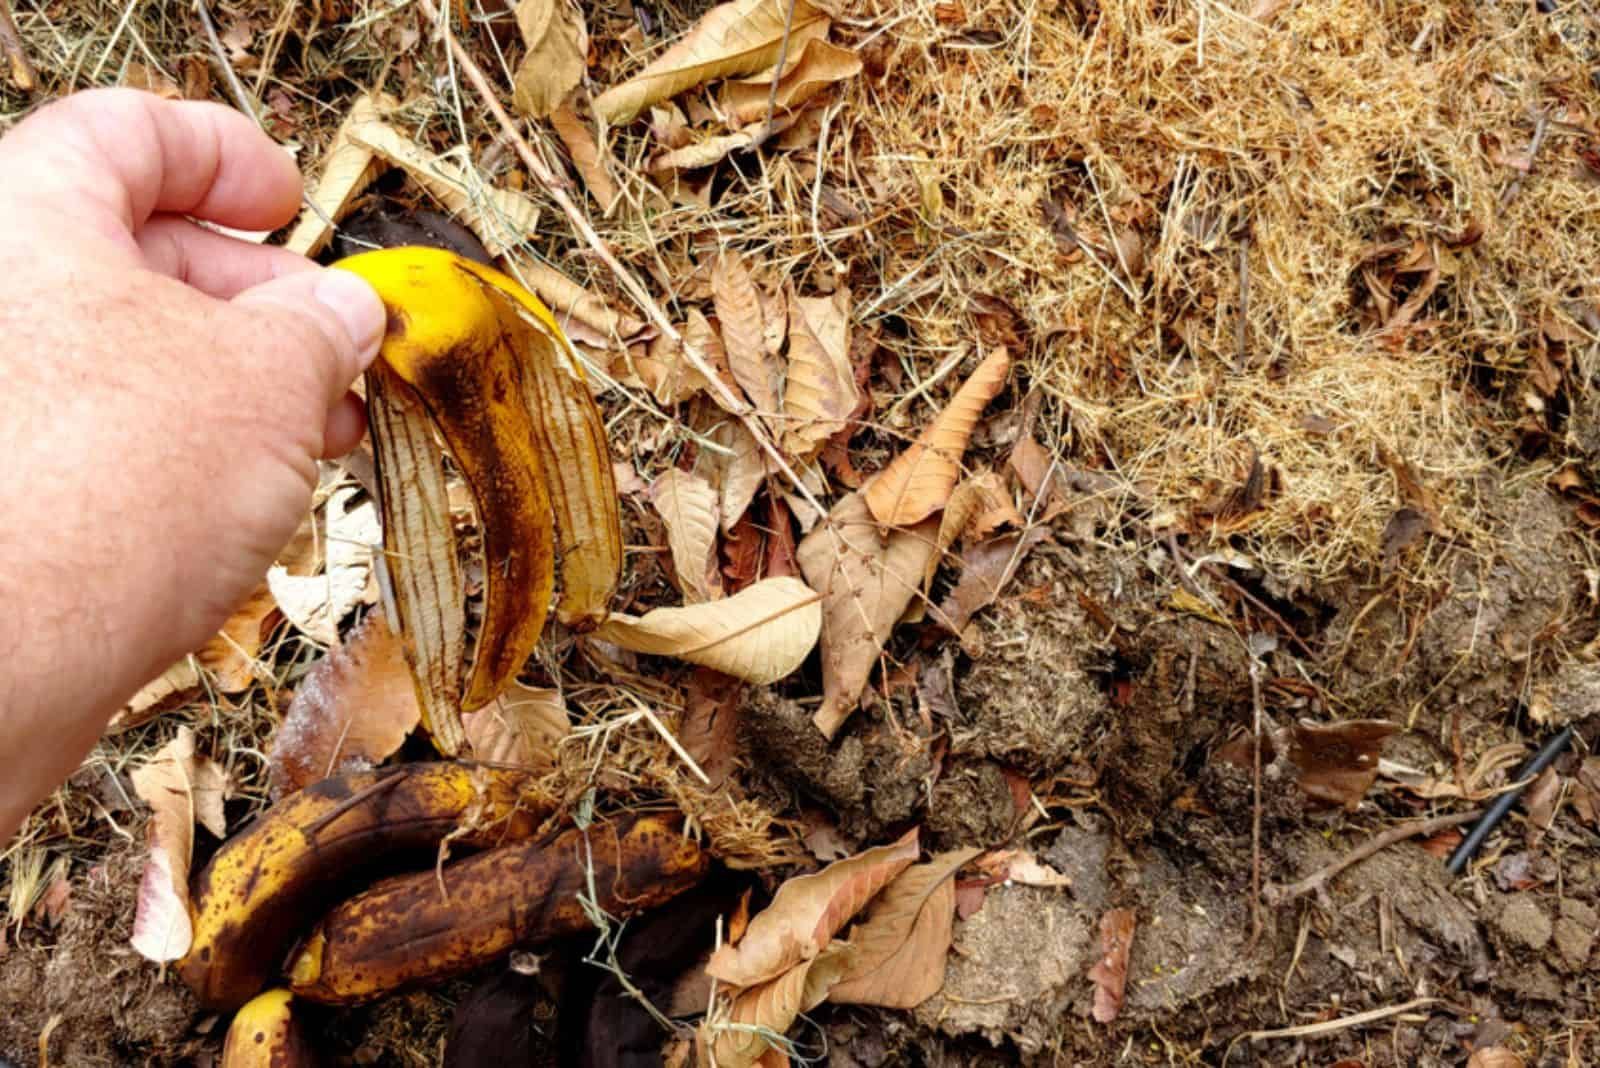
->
712 251 782 422
1288 719 1397 809
593 575 819 684
709 942 855 1068
268 488 379 646
864 348 1012 527
782 288 858 460
652 469 725 604
974 848 1071 888
130 727 226 962
1088 907 1136 1024
462 682 570 769
701 418 767 533
507 256 649 349
512 0 587 119
924 470 1017 588
721 39 863 126
796 493 940 738
549 103 622 213
108 659 201 733
266 613 422 798
347 117 541 257
707 828 919 987
829 847 979 1008
1467 1050 1525 1068
284 94 383 256
940 527 1050 636
594 0 829 123
680 668 743 786
650 129 761 172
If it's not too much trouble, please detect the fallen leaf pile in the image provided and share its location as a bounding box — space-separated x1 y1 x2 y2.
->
697 830 978 1066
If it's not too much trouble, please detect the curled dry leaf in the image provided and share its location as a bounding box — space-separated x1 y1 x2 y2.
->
1289 719 1397 809
593 575 820 684
512 0 587 120
924 470 1019 588
109 659 200 733
702 417 767 533
975 848 1071 888
287 95 541 258
864 347 1012 527
721 38 863 126
830 847 979 1008
267 487 380 646
709 942 856 1068
462 683 570 770
1087 907 1136 1024
594 0 829 123
130 727 227 962
939 527 1050 636
652 468 725 603
783 288 858 460
796 493 940 738
549 103 622 214
266 613 422 798
712 250 783 423
707 828 919 987
508 256 649 350
1467 1049 1526 1068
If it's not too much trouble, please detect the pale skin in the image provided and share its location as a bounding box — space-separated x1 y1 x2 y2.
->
0 89 386 838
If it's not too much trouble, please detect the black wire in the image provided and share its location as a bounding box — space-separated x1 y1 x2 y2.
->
1445 724 1576 876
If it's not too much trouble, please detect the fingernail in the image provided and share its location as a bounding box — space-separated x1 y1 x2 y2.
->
315 269 386 369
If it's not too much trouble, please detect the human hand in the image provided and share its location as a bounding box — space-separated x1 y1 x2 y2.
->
0 88 384 836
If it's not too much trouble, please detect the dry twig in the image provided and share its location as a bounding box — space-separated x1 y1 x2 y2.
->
1263 809 1482 905
0 0 36 92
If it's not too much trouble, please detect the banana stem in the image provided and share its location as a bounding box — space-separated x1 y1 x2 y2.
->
416 0 827 522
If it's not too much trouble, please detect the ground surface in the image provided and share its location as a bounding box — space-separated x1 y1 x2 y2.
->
2 0 1599 1065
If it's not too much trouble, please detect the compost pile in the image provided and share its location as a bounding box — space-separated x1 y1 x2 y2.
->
1 0 1598 1065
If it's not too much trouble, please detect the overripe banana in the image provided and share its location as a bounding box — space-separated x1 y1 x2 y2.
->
286 813 709 1005
180 762 549 1010
221 988 317 1068
334 248 622 754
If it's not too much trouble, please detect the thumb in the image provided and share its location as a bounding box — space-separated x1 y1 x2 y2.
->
231 266 386 405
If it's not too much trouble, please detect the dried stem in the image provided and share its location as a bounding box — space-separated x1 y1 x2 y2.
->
0 0 36 92
1264 809 1482 905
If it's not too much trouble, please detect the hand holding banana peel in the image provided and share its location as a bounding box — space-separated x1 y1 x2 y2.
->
0 88 716 1057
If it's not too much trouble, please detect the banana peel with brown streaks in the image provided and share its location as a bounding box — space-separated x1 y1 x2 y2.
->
286 812 708 1005
335 247 622 754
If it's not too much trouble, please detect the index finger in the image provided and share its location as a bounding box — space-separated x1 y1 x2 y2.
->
0 88 303 233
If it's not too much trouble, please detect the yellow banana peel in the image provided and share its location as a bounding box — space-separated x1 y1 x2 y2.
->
221 988 317 1068
335 248 622 753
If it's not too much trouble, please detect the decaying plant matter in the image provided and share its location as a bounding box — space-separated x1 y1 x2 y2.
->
179 762 548 1011
286 812 708 1005
336 247 623 755
220 989 317 1068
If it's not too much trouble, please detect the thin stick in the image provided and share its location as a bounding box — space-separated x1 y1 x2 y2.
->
0 0 35 92
414 0 826 522
1263 810 1482 905
1498 111 1549 208
1234 228 1250 371
1246 642 1265 951
1244 996 1439 1042
761 0 800 141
